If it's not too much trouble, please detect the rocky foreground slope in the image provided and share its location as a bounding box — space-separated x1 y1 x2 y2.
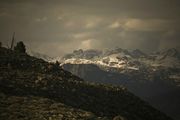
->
0 47 173 120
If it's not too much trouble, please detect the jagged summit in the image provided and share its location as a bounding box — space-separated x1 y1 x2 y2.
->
61 48 146 60
54 47 180 70
130 49 147 58
158 48 180 59
0 46 173 120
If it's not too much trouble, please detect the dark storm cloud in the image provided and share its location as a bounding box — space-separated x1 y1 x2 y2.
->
0 0 180 56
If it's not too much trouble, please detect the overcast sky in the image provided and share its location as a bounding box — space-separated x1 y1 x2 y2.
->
0 0 180 57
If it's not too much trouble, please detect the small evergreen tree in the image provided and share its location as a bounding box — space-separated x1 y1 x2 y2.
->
14 41 26 53
54 61 60 70
55 61 60 66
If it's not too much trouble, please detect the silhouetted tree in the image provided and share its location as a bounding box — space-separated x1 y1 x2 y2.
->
53 61 60 70
55 61 60 66
14 41 26 53
0 42 2 47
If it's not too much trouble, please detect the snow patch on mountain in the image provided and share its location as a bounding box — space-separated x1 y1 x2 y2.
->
50 48 180 71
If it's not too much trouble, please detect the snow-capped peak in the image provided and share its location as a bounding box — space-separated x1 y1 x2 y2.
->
54 48 145 71
49 48 180 70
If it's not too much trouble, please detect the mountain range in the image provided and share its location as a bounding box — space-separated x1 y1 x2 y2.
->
0 46 174 120
46 47 180 120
